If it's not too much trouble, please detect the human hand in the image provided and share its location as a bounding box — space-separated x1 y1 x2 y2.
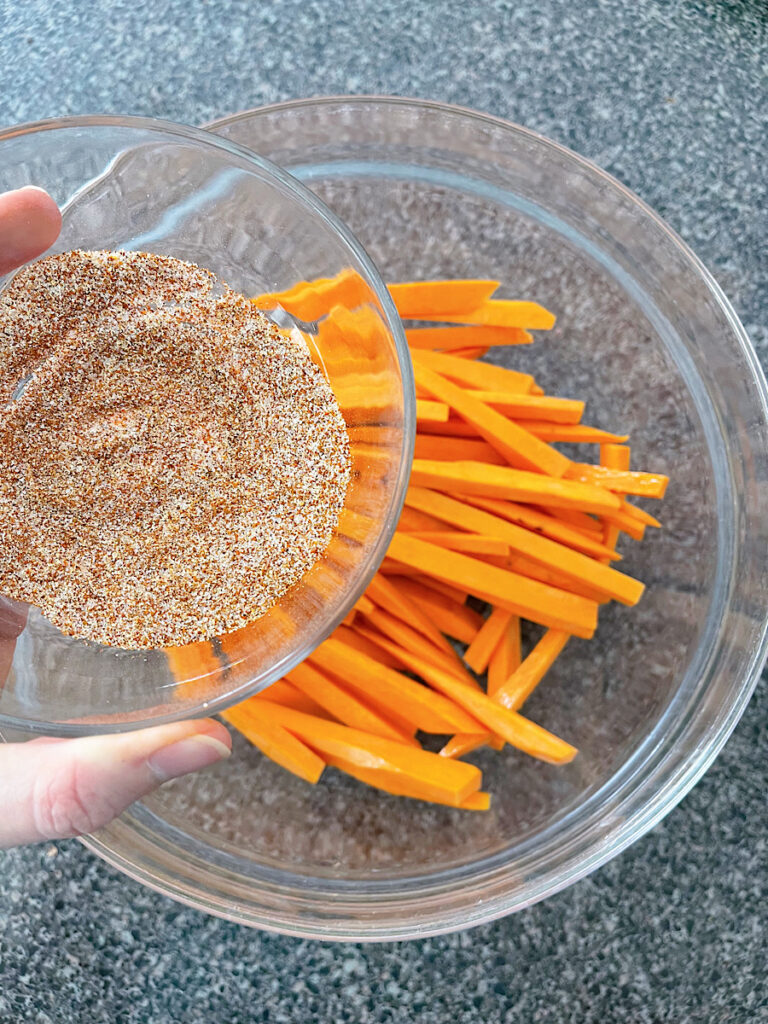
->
0 187 232 849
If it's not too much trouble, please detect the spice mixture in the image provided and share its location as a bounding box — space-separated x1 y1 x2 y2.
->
0 250 350 649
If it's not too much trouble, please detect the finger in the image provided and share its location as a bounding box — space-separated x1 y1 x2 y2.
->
0 717 232 848
0 599 28 690
0 186 62 276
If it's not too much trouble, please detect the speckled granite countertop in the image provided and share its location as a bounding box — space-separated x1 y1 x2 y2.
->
0 1 766 1021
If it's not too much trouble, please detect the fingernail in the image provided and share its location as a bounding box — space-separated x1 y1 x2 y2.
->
148 733 231 782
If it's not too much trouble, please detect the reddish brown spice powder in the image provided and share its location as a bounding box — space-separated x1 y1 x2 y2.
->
0 250 350 649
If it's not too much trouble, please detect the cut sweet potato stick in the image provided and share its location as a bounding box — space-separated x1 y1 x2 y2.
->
460 791 492 811
411 349 534 393
387 532 598 638
409 461 620 515
413 363 571 478
166 640 221 695
405 531 510 557
368 639 577 765
416 399 450 424
389 279 498 318
462 495 619 560
333 624 404 672
360 605 476 686
440 733 498 759
599 444 631 557
464 607 513 674
538 505 604 534
341 609 356 628
493 630 571 711
448 346 491 359
255 701 482 805
405 488 643 606
222 703 325 784
310 637 483 733
520 422 630 444
366 573 458 659
406 325 533 350
529 383 545 396
487 615 522 696
436 299 556 330
354 594 375 616
600 508 646 541
325 754 487 809
254 679 331 718
390 577 483 644
409 575 471 606
286 661 416 744
566 462 669 499
413 435 505 464
253 268 371 321
621 500 661 528
468 393 584 424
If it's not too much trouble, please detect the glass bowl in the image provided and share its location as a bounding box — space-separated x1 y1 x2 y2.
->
0 114 414 736
81 98 768 940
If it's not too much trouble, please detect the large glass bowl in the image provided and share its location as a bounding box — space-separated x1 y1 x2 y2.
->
82 99 768 939
0 114 413 736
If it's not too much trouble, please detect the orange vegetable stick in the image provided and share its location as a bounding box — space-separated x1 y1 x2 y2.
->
410 349 534 393
449 346 492 358
386 532 598 638
566 462 669 499
520 422 630 444
405 531 510 557
333 624 404 671
368 639 577 765
413 435 505 464
254 679 331 718
286 662 417 744
436 299 556 330
529 383 545 396
460 791 492 811
409 460 619 515
365 573 457 658
166 640 221 691
538 505 604 534
325 755 487 809
461 495 619 560
599 444 631 557
468 393 585 424
360 606 475 685
405 488 643 606
416 399 450 424
493 630 571 711
390 577 483 644
439 733 499 759
342 609 357 628
464 607 513 674
397 504 448 533
354 594 375 616
409 575 471 605
405 325 533 350
253 268 371 321
487 615 522 696
256 701 482 805
389 279 498 318
417 417 483 438
621 500 661 528
222 703 325 784
310 637 483 733
413 363 571 478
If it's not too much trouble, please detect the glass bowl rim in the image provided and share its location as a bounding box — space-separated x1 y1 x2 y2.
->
0 110 415 737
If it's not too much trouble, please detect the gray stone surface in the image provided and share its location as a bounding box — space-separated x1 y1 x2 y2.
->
0 0 766 1021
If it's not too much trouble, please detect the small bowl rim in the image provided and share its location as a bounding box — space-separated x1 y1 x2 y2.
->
0 111 415 737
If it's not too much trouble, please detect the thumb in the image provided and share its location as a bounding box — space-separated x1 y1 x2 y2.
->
0 186 62 276
0 718 232 848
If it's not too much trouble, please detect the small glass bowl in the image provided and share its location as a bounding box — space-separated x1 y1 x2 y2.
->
0 115 414 736
81 98 768 941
